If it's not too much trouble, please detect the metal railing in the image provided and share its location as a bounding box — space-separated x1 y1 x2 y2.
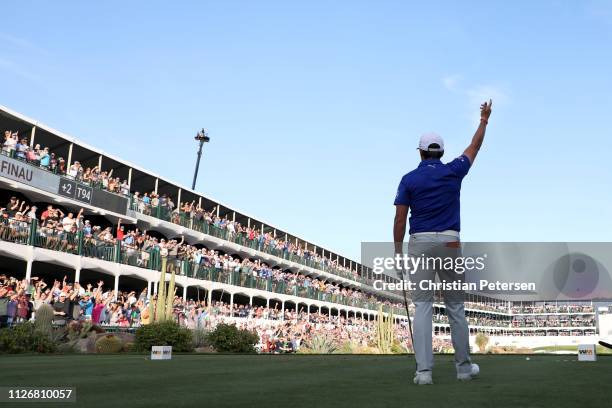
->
129 197 370 285
0 219 393 314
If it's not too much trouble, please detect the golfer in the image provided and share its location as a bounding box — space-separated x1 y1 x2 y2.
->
393 100 493 385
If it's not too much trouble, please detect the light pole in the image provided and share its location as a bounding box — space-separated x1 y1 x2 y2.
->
192 128 210 190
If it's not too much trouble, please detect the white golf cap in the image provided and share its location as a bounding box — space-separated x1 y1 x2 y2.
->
418 132 444 152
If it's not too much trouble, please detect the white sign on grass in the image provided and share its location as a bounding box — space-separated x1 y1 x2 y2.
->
577 344 597 362
151 346 172 360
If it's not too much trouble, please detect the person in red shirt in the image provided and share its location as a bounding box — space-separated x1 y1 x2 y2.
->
116 218 124 241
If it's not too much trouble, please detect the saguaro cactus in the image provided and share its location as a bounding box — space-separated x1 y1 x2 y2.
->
376 305 394 354
35 303 55 336
154 257 168 322
165 264 176 321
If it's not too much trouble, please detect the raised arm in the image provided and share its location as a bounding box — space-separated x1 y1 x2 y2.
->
463 99 493 164
393 205 409 254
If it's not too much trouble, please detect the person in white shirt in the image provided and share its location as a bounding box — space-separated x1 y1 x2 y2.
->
67 161 80 179
62 213 75 232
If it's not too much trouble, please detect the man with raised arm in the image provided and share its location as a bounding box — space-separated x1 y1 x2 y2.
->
393 100 492 385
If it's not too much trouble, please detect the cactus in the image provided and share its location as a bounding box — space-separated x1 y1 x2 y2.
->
165 266 176 321
154 257 168 322
146 298 154 325
35 303 55 336
95 334 124 353
149 256 178 323
376 305 394 354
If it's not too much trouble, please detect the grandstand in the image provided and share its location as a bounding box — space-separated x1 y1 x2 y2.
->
0 105 601 351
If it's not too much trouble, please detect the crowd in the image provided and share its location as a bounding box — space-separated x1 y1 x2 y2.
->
131 196 363 282
433 313 512 328
510 315 596 328
1 271 600 352
464 302 509 313
2 130 129 196
0 201 398 312
3 128 368 286
0 274 146 327
433 310 596 329
0 274 424 353
509 304 595 314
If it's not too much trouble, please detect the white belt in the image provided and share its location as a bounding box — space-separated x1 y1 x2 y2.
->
411 230 460 238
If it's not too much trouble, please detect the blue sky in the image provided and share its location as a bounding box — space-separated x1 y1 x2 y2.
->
1 1 611 261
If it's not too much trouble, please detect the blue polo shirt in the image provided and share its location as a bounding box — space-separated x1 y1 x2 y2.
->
394 155 471 234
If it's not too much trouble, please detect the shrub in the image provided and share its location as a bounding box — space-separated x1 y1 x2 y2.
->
334 341 357 354
297 335 337 354
95 334 124 353
206 323 258 353
391 340 408 354
0 322 57 354
475 332 489 352
134 321 194 352
192 328 211 348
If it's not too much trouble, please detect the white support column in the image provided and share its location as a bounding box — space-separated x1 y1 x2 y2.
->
74 267 81 283
207 288 213 306
127 168 133 189
232 212 235 222
266 298 270 308
281 301 285 320
30 126 36 147
98 155 103 170
113 275 120 300
216 206 220 217
247 218 251 228
147 281 152 298
153 281 158 295
183 285 188 301
67 143 74 169
154 178 159 194
25 259 33 282
177 188 182 207
249 296 253 306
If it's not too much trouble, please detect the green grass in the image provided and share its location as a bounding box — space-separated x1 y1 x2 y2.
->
1 354 611 408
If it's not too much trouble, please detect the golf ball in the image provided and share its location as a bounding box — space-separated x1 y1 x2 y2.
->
471 363 480 376
526 357 530 361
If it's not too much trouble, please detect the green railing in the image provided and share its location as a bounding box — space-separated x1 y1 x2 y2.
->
129 198 369 285
0 219 391 313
